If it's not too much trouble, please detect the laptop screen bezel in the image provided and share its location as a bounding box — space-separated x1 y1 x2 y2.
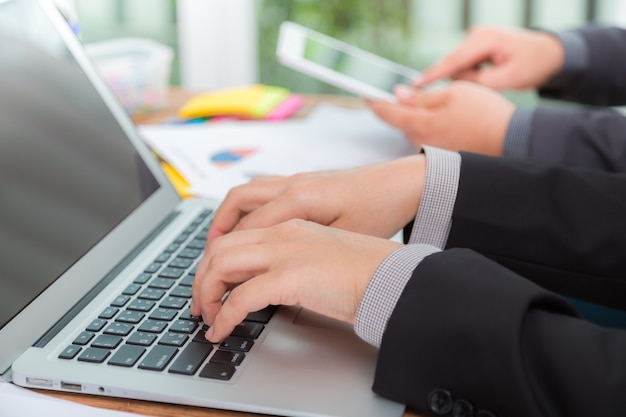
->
0 0 184 374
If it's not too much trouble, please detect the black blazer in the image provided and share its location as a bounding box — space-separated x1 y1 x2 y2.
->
373 26 626 417
530 26 626 171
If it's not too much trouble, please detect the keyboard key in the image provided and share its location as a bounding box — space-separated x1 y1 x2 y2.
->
210 350 245 366
116 310 145 324
99 306 119 320
160 297 187 309
168 342 213 375
92 334 123 349
185 240 205 250
230 322 264 339
179 308 201 321
103 322 134 337
127 331 158 346
138 345 178 371
169 286 192 299
199 363 235 381
179 275 195 287
159 267 184 279
127 299 155 312
108 345 146 367
59 345 82 360
144 262 161 273
154 252 171 263
138 288 166 301
73 331 95 346
192 329 212 345
86 318 107 332
169 319 198 334
245 306 277 323
111 295 131 307
179 248 202 259
174 233 190 244
170 257 193 269
149 308 178 321
220 336 254 352
164 243 180 253
78 347 110 363
138 320 168 333
122 284 141 295
159 332 189 347
134 273 152 285
148 277 175 289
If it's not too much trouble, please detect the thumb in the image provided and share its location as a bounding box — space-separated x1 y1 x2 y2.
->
395 85 449 109
413 88 449 109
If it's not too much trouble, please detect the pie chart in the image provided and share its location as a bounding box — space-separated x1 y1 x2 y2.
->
210 148 256 167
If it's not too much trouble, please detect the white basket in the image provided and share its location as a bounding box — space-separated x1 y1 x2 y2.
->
86 38 173 113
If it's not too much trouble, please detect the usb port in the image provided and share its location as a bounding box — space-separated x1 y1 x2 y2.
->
60 381 82 391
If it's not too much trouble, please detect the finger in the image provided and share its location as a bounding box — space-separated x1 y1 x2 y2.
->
191 244 233 320
207 178 286 242
191 250 212 316
368 101 423 132
368 100 406 124
230 183 338 233
450 68 481 83
393 84 417 105
417 43 494 86
193 229 268 320
471 66 517 91
206 271 286 342
412 88 449 109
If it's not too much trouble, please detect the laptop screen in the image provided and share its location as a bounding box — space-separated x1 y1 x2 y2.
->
0 0 160 329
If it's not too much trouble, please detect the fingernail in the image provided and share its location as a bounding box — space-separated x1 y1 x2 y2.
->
205 326 215 342
395 84 416 102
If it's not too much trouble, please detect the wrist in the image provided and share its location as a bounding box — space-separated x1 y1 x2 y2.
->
536 31 566 85
382 154 427 229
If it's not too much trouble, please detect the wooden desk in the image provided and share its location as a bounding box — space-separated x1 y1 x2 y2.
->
35 89 422 417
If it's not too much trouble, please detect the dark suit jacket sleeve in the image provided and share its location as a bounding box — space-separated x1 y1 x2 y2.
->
539 26 626 105
527 105 626 172
373 153 626 416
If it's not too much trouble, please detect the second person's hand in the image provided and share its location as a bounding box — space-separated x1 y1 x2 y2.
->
415 25 564 90
368 81 515 155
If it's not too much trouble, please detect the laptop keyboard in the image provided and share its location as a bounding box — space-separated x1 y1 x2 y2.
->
58 209 276 381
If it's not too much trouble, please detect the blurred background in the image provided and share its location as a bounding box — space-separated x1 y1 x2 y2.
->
68 0 626 105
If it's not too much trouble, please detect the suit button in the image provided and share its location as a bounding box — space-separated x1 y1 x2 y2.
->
453 399 474 417
428 388 453 415
476 410 496 417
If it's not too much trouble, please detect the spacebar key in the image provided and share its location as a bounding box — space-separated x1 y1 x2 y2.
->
169 342 213 375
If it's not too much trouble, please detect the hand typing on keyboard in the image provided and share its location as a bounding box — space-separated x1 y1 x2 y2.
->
190 157 426 343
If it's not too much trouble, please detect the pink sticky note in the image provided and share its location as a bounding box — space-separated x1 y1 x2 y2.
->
264 94 304 120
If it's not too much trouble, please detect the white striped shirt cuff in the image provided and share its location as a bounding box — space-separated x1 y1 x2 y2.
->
354 146 461 347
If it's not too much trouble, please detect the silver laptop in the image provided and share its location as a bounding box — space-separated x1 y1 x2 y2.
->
0 1 404 416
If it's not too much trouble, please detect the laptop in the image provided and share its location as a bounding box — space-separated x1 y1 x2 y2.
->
0 1 405 416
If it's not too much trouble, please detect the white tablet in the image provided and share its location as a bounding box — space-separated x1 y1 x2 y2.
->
277 21 421 102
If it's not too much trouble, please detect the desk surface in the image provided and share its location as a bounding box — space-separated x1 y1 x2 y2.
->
36 89 422 417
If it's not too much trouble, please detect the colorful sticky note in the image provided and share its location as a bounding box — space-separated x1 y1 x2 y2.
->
177 84 290 119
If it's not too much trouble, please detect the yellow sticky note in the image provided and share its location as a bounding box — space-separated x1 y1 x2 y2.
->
177 84 290 119
251 87 290 118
